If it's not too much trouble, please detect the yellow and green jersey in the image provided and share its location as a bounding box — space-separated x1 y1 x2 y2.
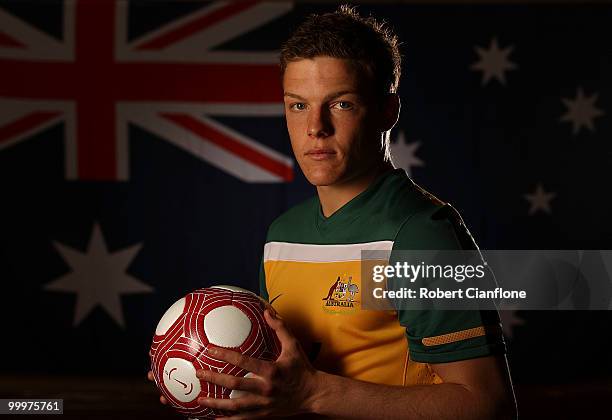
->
260 169 504 386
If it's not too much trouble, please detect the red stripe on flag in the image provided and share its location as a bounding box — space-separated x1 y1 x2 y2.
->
0 111 61 145
0 30 23 47
136 1 259 50
0 61 282 103
74 0 117 181
161 113 293 181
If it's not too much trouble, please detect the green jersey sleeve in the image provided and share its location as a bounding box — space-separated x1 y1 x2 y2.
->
392 204 506 364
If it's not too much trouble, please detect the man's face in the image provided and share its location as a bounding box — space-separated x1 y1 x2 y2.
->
282 56 383 187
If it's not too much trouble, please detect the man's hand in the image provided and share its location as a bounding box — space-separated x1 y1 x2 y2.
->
195 309 319 419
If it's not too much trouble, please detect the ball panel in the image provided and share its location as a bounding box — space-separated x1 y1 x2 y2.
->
232 300 264 356
162 357 201 403
155 297 186 336
204 306 252 348
193 290 234 347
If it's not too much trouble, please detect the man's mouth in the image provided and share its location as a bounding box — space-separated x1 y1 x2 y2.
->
306 149 336 161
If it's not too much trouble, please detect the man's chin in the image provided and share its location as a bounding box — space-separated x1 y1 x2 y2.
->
303 172 341 187
307 178 335 187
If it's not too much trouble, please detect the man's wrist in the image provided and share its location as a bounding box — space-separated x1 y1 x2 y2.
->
302 369 330 415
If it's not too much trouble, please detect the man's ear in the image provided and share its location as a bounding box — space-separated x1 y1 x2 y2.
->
380 93 401 132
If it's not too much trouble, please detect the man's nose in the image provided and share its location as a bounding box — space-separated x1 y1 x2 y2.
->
307 107 333 138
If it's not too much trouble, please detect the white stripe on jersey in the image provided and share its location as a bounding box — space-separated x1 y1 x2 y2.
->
263 241 393 263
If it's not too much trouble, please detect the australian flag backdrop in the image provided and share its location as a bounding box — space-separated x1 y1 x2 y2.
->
1 0 611 387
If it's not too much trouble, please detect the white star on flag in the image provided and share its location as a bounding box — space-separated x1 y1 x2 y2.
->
390 131 425 177
471 37 518 86
560 87 605 135
44 223 153 328
524 183 556 215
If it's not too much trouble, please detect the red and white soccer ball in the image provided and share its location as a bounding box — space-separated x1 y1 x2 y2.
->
149 286 280 419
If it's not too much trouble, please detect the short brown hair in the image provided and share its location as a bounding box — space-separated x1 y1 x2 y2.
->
279 4 401 100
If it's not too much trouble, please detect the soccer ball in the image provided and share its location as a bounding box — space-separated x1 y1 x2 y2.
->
149 286 280 419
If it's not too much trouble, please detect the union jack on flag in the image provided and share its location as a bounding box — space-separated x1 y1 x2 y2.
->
0 0 294 182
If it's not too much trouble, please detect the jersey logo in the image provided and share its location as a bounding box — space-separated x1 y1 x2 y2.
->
322 274 360 312
269 294 283 305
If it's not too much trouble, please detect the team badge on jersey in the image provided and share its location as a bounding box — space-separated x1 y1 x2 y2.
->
321 274 360 313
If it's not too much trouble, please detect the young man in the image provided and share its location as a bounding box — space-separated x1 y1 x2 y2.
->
150 6 516 419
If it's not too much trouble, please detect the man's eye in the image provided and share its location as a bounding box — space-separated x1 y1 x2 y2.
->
290 103 306 111
333 101 353 110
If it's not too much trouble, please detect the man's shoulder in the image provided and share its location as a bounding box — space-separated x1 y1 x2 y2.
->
404 183 462 228
266 196 319 243
380 173 451 229
410 180 447 209
394 181 476 251
395 178 448 215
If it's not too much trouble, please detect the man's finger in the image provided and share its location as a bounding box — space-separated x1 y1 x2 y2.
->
160 395 168 405
196 370 263 394
206 346 268 375
264 309 295 349
263 302 278 318
147 371 154 382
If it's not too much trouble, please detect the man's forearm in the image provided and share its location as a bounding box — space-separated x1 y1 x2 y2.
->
305 370 512 420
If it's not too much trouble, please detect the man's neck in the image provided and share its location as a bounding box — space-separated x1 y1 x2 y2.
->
317 162 394 218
